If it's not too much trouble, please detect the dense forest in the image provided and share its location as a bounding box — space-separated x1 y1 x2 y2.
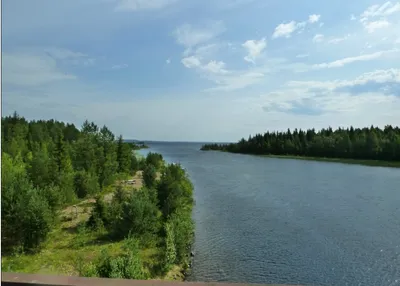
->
1 112 194 279
201 125 400 162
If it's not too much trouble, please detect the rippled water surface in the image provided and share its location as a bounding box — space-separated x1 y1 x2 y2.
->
139 142 400 286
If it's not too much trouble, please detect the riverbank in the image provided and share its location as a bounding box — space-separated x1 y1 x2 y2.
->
260 154 400 168
2 161 194 282
202 149 400 168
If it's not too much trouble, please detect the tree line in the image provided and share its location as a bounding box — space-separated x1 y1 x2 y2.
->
2 112 195 279
201 125 400 161
2 112 139 252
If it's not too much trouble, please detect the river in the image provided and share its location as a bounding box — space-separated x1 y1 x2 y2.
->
138 142 400 286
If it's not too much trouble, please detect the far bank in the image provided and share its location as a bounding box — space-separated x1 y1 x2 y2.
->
201 125 400 168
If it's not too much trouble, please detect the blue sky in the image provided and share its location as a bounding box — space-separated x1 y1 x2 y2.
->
2 0 400 142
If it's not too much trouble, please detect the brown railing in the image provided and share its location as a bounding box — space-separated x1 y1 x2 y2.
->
2 273 301 286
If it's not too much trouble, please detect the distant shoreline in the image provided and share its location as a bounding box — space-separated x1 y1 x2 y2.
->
261 154 400 168
202 150 400 168
126 142 149 150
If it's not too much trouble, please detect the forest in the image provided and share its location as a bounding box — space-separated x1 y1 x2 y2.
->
1 112 195 280
201 125 400 163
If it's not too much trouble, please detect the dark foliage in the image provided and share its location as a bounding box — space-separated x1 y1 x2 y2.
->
1 112 138 252
201 125 400 161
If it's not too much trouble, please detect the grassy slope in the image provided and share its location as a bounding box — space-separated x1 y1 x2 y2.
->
1 171 184 281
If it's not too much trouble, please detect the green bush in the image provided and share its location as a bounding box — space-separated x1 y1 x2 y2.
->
87 196 109 230
38 184 63 213
89 238 146 279
163 221 176 272
79 262 99 277
168 209 194 265
145 152 163 170
109 190 161 242
74 170 100 199
1 153 53 253
143 164 157 189
21 190 54 252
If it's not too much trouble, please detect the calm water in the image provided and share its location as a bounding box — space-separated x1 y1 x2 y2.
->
139 142 400 286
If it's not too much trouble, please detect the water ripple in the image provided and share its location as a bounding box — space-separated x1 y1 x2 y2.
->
145 142 400 286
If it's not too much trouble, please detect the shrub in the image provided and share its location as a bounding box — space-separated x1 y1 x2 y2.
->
74 170 100 199
90 238 146 279
143 164 157 189
145 152 163 170
21 190 54 252
87 196 109 230
163 221 176 272
110 191 161 242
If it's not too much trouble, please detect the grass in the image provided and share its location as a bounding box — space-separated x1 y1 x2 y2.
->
1 221 125 276
1 170 184 281
259 154 400 168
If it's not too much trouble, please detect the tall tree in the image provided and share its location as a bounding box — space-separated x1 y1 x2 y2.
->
117 135 131 174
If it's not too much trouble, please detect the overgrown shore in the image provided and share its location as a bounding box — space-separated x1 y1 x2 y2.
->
201 125 400 168
1 113 195 281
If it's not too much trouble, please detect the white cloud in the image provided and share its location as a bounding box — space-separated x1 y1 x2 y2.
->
360 1 400 19
173 22 226 49
351 14 357 20
202 61 229 74
181 55 265 91
182 56 228 75
288 69 400 90
115 0 178 11
359 2 400 32
2 52 76 86
111 64 128 69
181 56 202 68
328 34 350 44
272 15 320 39
272 21 298 38
257 69 400 117
308 14 321 23
364 20 390 33
313 34 324 43
242 38 267 63
350 68 400 85
312 49 398 69
205 71 264 92
364 42 373 49
296 54 309 58
189 44 220 58
83 58 96 66
296 21 307 34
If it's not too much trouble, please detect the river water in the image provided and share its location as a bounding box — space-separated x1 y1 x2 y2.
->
138 142 400 286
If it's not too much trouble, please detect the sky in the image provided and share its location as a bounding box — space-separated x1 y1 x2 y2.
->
2 0 400 142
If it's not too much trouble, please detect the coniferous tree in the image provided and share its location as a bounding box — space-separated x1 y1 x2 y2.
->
201 125 400 162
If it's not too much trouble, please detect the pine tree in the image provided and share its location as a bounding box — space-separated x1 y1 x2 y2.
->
117 135 131 174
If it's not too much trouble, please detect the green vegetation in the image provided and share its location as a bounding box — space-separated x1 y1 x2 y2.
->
127 142 149 150
201 125 400 167
1 112 195 281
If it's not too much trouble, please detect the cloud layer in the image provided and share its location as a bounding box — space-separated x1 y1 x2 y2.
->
2 0 400 141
